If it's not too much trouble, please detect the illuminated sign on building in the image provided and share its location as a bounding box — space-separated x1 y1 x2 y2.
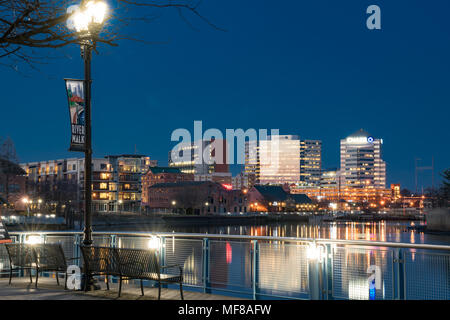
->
346 136 374 144
221 183 233 190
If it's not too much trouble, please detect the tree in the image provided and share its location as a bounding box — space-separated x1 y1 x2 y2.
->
1 0 222 70
400 188 412 197
440 168 450 206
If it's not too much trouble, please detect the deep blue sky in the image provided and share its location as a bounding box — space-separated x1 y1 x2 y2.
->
1 0 449 191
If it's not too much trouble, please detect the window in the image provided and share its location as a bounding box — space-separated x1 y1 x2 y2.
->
100 163 107 170
100 173 109 180
100 183 108 190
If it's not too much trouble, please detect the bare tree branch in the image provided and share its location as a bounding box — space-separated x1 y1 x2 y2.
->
0 0 224 70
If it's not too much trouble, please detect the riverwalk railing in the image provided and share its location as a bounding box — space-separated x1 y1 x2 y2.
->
1 231 449 300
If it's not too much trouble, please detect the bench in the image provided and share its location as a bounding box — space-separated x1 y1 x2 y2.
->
4 243 77 289
80 246 184 299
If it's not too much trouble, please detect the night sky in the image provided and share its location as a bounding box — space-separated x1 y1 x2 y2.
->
1 0 449 190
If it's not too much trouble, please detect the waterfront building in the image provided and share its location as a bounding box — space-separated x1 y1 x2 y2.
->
340 129 386 189
290 185 391 210
391 184 401 201
104 154 153 212
21 154 155 214
194 172 232 185
245 135 322 186
169 139 229 175
231 172 255 190
21 158 113 213
320 169 342 189
247 185 315 212
245 135 300 185
146 181 248 214
300 139 322 186
141 167 194 206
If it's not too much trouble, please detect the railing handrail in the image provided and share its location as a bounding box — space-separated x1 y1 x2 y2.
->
8 230 450 251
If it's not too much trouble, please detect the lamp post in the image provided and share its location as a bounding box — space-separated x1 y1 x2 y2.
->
118 199 123 215
71 0 108 291
71 0 108 248
22 197 29 217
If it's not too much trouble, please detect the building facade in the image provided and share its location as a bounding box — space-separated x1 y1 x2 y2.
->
141 167 194 206
169 139 229 175
247 185 315 212
340 129 386 189
21 154 155 214
300 139 322 186
245 135 322 186
146 181 248 215
320 169 342 189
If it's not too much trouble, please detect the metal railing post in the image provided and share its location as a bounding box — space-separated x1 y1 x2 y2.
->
308 242 323 300
110 235 117 248
202 238 210 294
325 244 333 300
394 248 406 300
160 236 167 289
252 240 259 300
74 234 81 267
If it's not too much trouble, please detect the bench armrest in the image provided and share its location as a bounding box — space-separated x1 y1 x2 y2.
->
161 265 183 275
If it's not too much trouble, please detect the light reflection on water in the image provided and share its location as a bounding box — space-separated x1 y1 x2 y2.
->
119 220 450 245
101 220 450 299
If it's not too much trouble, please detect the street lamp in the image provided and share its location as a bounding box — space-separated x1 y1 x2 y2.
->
22 197 30 217
118 199 123 215
70 0 108 291
71 0 108 249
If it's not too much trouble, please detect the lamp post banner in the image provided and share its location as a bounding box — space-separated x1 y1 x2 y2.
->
0 220 11 243
65 79 86 152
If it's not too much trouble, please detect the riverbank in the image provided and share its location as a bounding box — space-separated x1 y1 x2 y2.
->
91 213 310 228
6 212 426 232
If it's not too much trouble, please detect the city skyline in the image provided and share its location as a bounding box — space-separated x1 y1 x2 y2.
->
1 0 449 191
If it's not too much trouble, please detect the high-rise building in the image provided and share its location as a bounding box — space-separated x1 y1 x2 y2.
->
320 169 342 189
300 139 322 186
340 129 386 189
245 135 300 185
245 135 322 186
169 139 229 175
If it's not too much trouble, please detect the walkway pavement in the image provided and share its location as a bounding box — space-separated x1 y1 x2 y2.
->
0 277 245 300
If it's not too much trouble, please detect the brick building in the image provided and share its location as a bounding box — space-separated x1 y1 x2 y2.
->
146 181 248 215
247 185 314 212
141 167 194 206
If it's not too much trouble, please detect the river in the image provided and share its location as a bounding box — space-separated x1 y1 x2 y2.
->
102 220 450 245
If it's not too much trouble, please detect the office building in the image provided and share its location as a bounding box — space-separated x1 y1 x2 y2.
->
300 140 322 186
245 135 322 186
169 139 229 175
340 129 386 189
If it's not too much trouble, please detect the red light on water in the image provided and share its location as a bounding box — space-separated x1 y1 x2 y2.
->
226 242 232 264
